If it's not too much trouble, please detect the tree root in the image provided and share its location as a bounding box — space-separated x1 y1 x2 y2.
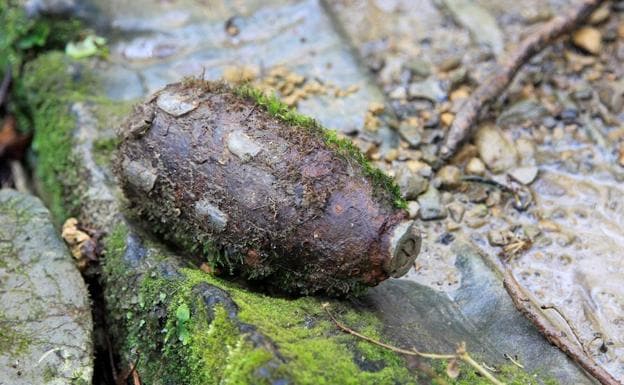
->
322 303 506 385
439 0 606 160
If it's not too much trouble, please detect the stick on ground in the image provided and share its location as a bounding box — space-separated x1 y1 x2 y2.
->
439 0 606 160
502 270 621 385
323 304 506 385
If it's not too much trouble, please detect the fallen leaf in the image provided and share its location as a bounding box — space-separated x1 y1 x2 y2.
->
61 217 103 270
446 358 460 379
65 34 107 59
0 116 31 160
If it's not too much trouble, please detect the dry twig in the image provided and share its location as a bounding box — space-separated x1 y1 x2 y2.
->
322 303 506 385
440 0 606 160
115 353 141 385
502 270 621 385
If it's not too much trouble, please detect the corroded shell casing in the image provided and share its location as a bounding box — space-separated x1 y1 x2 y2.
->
116 81 420 294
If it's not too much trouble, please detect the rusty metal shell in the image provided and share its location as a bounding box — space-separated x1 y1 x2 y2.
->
116 81 420 295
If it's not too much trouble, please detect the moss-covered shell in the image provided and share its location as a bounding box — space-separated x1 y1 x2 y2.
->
116 81 420 295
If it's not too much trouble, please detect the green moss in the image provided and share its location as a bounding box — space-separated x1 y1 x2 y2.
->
93 136 119 167
0 317 30 357
21 51 131 222
21 52 95 221
102 222 416 385
433 360 560 385
0 2 83 133
234 84 407 209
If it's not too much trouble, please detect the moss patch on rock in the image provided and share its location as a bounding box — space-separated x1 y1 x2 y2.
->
102 222 561 385
435 360 560 385
0 2 83 132
22 52 131 222
102 223 417 385
22 52 91 220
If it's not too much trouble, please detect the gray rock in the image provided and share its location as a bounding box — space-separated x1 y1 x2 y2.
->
436 165 461 189
465 157 486 175
441 0 504 56
397 121 422 147
103 0 396 140
497 99 549 127
406 59 432 79
407 201 420 219
395 166 429 200
418 185 447 220
447 201 465 222
407 78 447 102
101 64 145 101
0 190 93 385
475 124 519 173
23 0 78 16
364 241 595 384
509 166 539 185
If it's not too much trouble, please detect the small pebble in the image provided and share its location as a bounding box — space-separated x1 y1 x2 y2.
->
572 27 602 55
437 232 455 245
407 201 420 219
440 112 454 127
394 166 429 200
438 56 461 72
436 165 462 189
384 149 399 162
589 4 611 25
485 190 502 207
418 186 448 220
389 86 407 100
446 221 461 232
509 166 539 185
475 124 518 173
447 202 465 222
538 219 560 232
487 230 511 246
450 87 470 101
465 157 486 176
406 159 433 178
398 120 422 148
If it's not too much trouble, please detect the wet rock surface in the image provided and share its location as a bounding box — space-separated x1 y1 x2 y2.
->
0 190 93 385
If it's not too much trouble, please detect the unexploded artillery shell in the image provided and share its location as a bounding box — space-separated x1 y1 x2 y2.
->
116 80 421 295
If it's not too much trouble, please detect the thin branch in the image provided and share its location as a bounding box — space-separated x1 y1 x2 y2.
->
439 0 606 160
503 353 525 369
502 270 621 385
322 304 506 385
116 353 141 385
107 334 118 383
540 303 587 354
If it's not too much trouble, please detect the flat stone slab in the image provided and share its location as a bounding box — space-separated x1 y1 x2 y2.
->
0 190 92 385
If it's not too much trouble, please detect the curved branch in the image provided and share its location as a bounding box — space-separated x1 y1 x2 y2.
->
440 0 606 160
